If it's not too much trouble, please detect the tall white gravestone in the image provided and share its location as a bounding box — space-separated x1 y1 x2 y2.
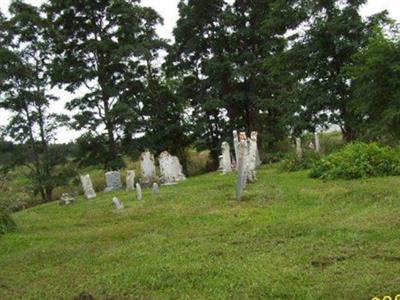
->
140 151 156 184
236 132 249 201
247 131 258 183
104 171 122 192
80 174 96 199
159 151 186 184
126 170 135 191
136 183 142 200
295 137 303 159
220 141 232 174
232 130 240 168
315 132 321 154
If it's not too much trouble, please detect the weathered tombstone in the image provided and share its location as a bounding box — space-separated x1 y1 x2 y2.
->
152 182 160 194
104 171 122 192
220 141 232 174
295 137 303 159
232 130 240 168
126 170 135 191
159 151 186 184
136 183 142 200
236 132 249 201
247 131 258 183
80 174 96 199
112 197 124 210
315 132 321 154
140 151 156 185
256 147 262 168
59 193 76 206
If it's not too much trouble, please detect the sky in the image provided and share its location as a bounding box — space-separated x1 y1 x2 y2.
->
0 0 399 143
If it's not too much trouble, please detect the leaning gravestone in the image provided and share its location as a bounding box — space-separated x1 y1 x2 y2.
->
232 130 240 168
104 171 122 192
112 197 124 210
59 193 75 206
247 131 258 183
159 151 186 185
126 170 135 191
315 132 321 154
136 183 142 200
80 174 96 199
236 132 249 201
220 141 232 174
295 137 303 159
152 182 160 194
140 151 156 185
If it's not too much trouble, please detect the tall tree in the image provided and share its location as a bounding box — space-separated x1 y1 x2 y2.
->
289 0 387 141
0 1 71 202
45 0 165 168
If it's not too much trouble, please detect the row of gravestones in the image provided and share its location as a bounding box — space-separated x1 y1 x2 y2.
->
79 150 185 201
295 133 321 159
217 130 261 201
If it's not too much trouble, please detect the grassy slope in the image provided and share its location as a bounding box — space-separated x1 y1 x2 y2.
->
0 166 400 299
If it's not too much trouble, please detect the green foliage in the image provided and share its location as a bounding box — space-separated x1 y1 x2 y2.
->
310 143 400 180
280 150 321 172
0 207 15 236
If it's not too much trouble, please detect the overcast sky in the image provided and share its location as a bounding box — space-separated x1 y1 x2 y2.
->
1 0 399 143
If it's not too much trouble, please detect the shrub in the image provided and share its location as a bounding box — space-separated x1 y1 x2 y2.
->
280 150 321 172
310 142 400 180
0 208 16 236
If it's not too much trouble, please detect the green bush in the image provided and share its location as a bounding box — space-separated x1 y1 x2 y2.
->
280 150 321 172
0 208 16 236
310 143 400 180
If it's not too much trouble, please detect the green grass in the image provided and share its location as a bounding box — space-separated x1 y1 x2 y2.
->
1 166 400 299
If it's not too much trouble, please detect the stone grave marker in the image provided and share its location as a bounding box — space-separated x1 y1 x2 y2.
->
104 171 122 192
126 170 135 191
80 174 96 199
159 151 186 185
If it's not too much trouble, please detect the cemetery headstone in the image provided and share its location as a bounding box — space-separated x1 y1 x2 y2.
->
295 137 303 159
104 171 122 192
159 151 186 184
247 131 258 183
236 132 249 200
232 130 240 168
140 151 156 185
220 141 232 174
126 170 135 191
112 197 124 210
80 174 96 199
136 183 142 200
59 193 75 206
315 132 321 154
152 182 160 194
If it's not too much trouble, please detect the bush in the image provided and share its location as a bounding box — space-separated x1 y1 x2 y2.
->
0 208 16 236
310 142 400 180
280 150 321 172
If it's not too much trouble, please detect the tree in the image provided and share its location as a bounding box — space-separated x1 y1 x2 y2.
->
45 0 165 168
289 0 387 141
346 26 400 141
0 1 71 202
167 0 305 164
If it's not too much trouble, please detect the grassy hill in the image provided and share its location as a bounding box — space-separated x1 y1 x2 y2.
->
0 166 399 299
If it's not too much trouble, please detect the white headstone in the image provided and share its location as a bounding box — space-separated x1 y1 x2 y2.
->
232 130 240 168
295 137 303 159
104 171 122 192
112 197 124 210
140 151 156 184
59 193 75 206
247 131 258 183
159 151 186 184
136 183 142 200
126 170 135 191
220 141 232 174
236 132 249 201
152 182 160 194
80 174 96 199
315 132 321 154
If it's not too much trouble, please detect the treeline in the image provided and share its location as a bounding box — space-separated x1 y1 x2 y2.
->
0 0 399 202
